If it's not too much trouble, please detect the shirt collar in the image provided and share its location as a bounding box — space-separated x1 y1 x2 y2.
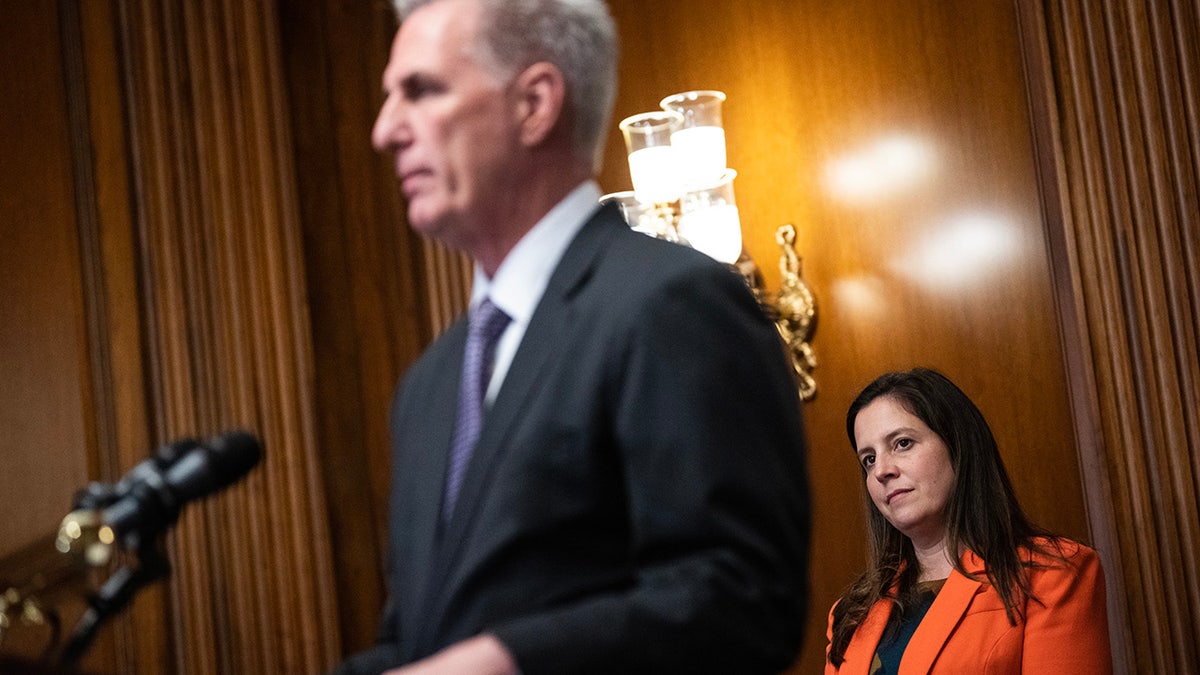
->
470 180 602 324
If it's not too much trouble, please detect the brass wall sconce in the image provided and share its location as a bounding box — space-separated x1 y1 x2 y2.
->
606 90 819 401
763 224 818 401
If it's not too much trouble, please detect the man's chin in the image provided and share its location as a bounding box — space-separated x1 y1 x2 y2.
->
404 207 463 249
404 206 442 236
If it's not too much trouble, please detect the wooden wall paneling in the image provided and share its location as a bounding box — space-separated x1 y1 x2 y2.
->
277 0 394 656
0 0 120 669
1024 0 1200 672
1012 0 1133 670
0 0 92 564
275 0 476 657
604 1 1090 672
422 244 473 335
113 0 341 671
59 0 173 670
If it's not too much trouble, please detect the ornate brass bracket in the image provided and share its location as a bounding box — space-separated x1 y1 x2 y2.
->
739 224 818 401
772 224 818 400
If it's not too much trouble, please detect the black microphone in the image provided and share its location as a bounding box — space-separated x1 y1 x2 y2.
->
71 437 201 511
58 432 263 557
111 437 201 498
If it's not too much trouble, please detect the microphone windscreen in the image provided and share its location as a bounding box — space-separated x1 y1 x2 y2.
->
206 431 263 487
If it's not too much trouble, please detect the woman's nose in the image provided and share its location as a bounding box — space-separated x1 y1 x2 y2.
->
873 454 898 480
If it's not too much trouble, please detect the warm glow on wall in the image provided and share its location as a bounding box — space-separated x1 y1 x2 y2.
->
823 135 936 203
892 213 1023 290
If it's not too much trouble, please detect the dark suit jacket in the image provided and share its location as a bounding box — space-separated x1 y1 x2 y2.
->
340 203 810 674
825 538 1110 674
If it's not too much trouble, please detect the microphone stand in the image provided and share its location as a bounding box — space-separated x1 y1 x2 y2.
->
51 479 178 670
58 538 170 669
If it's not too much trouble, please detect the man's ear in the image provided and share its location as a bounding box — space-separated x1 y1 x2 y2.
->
513 62 566 147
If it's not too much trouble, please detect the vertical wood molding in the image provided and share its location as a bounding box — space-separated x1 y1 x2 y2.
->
1020 0 1200 671
422 241 472 335
114 0 341 671
58 0 167 669
274 0 471 657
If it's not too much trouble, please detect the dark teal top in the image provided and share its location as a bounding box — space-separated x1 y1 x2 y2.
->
870 579 946 675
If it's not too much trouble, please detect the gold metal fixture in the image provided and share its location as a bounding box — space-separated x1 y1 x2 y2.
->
733 224 818 401
768 224 818 401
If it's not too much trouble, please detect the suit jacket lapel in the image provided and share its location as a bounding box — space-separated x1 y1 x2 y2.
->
433 204 621 563
841 598 894 675
841 551 986 675
900 554 985 674
405 320 468 651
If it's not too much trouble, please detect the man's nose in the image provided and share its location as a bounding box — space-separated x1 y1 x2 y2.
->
372 95 408 152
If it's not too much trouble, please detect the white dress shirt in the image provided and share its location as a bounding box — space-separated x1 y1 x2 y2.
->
468 180 603 404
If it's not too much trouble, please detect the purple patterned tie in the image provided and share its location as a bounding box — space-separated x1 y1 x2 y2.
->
443 297 511 522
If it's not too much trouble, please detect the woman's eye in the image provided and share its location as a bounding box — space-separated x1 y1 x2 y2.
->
860 455 875 469
896 438 913 450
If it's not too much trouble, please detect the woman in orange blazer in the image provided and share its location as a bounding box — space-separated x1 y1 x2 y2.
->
826 368 1111 674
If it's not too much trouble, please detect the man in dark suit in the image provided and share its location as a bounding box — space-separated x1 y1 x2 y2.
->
336 0 811 672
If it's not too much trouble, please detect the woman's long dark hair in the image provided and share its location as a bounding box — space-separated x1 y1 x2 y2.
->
827 368 1062 667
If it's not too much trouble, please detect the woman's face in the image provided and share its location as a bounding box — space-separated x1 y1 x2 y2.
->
853 396 956 549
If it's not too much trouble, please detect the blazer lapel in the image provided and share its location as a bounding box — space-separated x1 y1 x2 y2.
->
841 599 896 675
900 555 984 674
433 204 622 560
404 321 468 650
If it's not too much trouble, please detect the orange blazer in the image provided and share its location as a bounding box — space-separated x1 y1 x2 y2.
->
826 538 1111 674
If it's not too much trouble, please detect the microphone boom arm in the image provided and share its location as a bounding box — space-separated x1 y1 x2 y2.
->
59 539 171 668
